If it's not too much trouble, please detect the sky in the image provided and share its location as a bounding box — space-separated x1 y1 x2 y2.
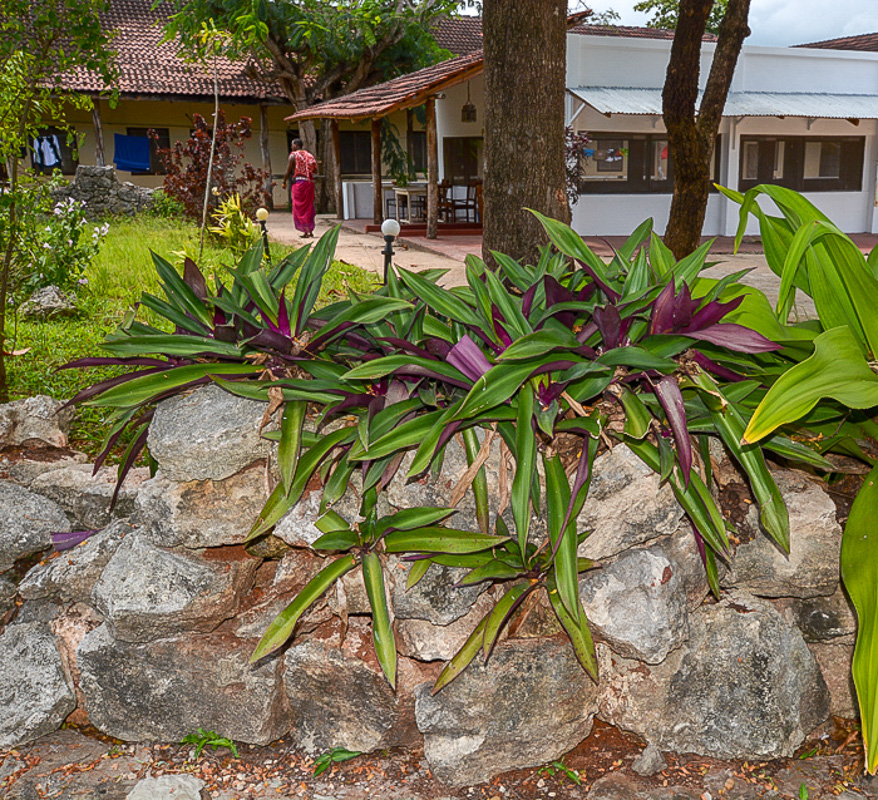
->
581 0 878 46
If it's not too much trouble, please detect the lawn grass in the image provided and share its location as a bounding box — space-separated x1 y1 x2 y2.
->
7 215 378 456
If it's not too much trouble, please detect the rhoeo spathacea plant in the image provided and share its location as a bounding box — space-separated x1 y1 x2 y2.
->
69 211 831 698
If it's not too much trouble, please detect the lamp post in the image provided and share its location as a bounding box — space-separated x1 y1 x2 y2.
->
381 217 401 285
256 207 270 262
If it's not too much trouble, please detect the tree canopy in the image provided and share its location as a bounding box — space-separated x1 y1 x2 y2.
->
633 0 728 33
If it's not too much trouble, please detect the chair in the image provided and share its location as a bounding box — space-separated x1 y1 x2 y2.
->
438 180 457 223
455 181 480 223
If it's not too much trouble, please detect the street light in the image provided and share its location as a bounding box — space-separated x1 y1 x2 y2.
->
381 217 401 285
256 207 271 262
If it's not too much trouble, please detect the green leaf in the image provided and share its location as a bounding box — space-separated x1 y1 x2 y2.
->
841 463 878 773
619 387 652 439
312 530 360 552
743 327 878 444
482 581 530 658
383 528 508 555
513 384 537 561
405 559 432 589
432 614 489 693
545 453 580 619
547 578 598 681
375 506 456 535
251 554 356 661
362 552 397 688
397 266 481 326
278 401 306 494
100 334 244 359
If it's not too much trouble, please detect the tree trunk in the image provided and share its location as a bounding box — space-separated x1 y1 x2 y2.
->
663 0 751 259
482 0 570 267
91 99 105 167
426 97 438 239
371 118 382 225
259 104 272 209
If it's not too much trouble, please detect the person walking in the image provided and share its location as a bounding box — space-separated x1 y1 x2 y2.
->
281 138 318 238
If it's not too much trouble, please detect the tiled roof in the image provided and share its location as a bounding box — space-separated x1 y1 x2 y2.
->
434 16 484 55
796 32 878 51
64 0 285 102
285 50 485 122
569 23 718 42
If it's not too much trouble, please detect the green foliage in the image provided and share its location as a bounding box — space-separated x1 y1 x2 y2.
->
312 747 362 776
633 0 728 34
70 206 820 695
208 193 260 255
538 757 582 785
181 727 239 759
149 190 187 220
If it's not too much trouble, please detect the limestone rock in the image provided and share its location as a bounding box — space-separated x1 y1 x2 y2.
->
0 573 17 617
415 636 598 786
724 470 842 598
0 395 74 449
576 444 684 561
398 592 497 662
77 623 288 744
134 462 269 548
392 559 486 625
598 591 830 760
0 481 71 573
631 743 668 776
809 638 858 718
0 452 88 488
92 534 259 641
588 772 701 800
0 622 76 747
274 491 324 548
126 774 205 800
30 463 150 530
147 384 276 482
18 287 77 320
283 618 433 755
19 519 132 603
773 585 857 642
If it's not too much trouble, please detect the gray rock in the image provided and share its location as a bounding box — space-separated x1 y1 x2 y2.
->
126 774 205 800
398 592 497 662
134 463 269 548
588 773 700 800
30 463 150 530
631 743 667 776
724 470 842 598
0 480 71 573
0 573 16 616
809 638 858 718
77 623 288 744
576 444 684 561
282 618 430 754
415 636 598 786
0 395 74 449
19 519 132 603
774 585 857 642
392 559 486 625
18 286 77 320
0 452 88 488
579 536 692 664
147 384 276 481
92 533 259 641
0 622 76 747
598 591 830 760
274 491 324 548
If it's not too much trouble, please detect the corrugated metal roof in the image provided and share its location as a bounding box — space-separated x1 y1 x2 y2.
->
569 86 878 119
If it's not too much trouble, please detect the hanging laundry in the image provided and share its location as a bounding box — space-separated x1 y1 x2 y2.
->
32 134 62 169
113 133 151 172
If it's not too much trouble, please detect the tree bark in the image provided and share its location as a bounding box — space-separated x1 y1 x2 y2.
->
91 99 105 167
426 96 438 239
259 104 272 208
482 0 570 266
371 118 383 225
662 0 750 259
331 119 343 220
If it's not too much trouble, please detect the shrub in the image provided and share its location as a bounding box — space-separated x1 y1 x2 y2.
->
148 189 186 220
208 193 260 255
67 212 831 695
153 110 271 219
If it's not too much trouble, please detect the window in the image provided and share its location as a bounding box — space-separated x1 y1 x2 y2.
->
126 127 170 175
408 130 427 174
31 127 79 175
340 131 372 174
739 136 863 192
578 134 705 195
443 137 483 183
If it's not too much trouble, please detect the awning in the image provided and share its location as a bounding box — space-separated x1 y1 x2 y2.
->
568 86 878 119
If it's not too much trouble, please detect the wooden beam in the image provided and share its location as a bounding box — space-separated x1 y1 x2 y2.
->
371 117 382 225
331 119 343 220
259 104 272 209
91 99 105 167
426 96 438 240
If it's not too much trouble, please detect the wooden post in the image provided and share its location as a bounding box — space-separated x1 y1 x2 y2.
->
91 98 105 167
331 119 343 221
259 104 273 209
426 96 438 240
371 117 382 225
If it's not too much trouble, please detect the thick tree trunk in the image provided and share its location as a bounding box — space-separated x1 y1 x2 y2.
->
259 104 272 208
482 0 570 266
663 0 751 259
426 97 438 239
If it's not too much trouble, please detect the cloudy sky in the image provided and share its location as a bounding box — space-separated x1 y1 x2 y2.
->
582 0 878 46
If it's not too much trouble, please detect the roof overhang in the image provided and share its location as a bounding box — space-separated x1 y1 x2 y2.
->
568 86 878 119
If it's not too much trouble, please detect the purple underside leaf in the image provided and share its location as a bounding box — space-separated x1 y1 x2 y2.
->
376 337 437 361
63 367 171 409
491 305 513 348
672 283 696 330
377 451 406 493
690 350 747 382
248 328 293 354
277 298 292 337
529 360 577 380
684 295 744 331
538 381 567 407
594 305 623 349
522 283 538 319
385 379 411 406
685 324 781 353
324 394 376 419
575 259 620 302
52 530 97 551
545 275 575 308
425 337 453 358
60 356 170 370
112 424 150 508
447 334 493 382
183 258 208 300
397 364 471 390
212 306 228 327
649 281 676 335
576 321 598 344
213 324 237 343
653 375 692 487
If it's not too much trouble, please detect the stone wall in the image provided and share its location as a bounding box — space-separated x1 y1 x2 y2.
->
52 165 154 218
0 386 853 787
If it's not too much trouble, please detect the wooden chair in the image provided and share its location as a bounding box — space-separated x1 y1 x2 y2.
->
438 180 457 223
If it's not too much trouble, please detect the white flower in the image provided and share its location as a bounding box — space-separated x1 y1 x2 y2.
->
77 278 88 285
43 243 51 250
67 239 73 246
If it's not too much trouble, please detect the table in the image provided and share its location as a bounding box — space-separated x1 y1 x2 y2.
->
393 186 427 223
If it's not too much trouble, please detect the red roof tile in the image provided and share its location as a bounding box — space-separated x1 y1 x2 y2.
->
63 0 285 103
570 22 718 42
796 32 878 51
434 16 484 55
285 50 485 122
